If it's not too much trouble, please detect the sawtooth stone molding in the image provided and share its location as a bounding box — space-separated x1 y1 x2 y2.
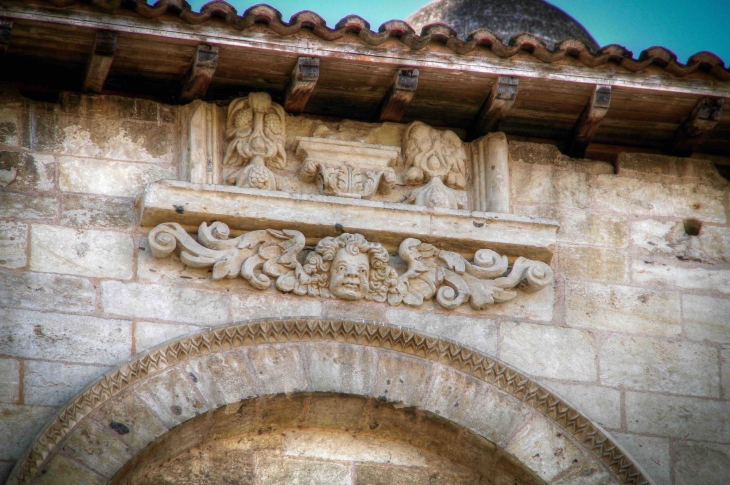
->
136 180 559 262
148 222 554 309
6 319 653 485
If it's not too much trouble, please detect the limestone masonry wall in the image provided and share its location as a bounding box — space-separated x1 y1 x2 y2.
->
0 89 729 484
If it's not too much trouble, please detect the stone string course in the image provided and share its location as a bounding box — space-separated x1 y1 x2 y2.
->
1 89 729 484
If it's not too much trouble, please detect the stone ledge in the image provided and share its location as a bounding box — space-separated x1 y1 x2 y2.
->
136 181 559 262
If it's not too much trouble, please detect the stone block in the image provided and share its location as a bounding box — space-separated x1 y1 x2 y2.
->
247 345 308 395
625 392 730 442
0 308 131 365
101 281 230 325
630 259 677 287
590 174 727 223
461 388 530 447
59 156 175 197
33 454 105 485
354 464 428 485
423 364 483 426
90 390 168 452
674 441 730 485
509 141 563 166
0 404 58 460
560 245 627 282
0 358 20 403
23 360 106 406
566 281 681 336
556 210 627 247
0 192 57 219
0 151 54 191
30 224 134 279
500 322 597 381
0 221 27 269
677 266 730 294
552 460 619 485
617 152 727 186
546 382 621 429
304 343 376 396
0 108 19 146
232 292 322 321
60 195 135 229
321 300 385 322
60 419 133 478
722 347 730 400
134 321 204 352
600 335 719 397
374 351 433 406
511 161 590 209
682 294 730 342
611 433 670 485
505 415 584 481
0 462 13 485
182 349 259 407
306 394 368 431
134 367 212 429
257 456 350 485
0 270 96 313
632 219 730 264
385 307 498 355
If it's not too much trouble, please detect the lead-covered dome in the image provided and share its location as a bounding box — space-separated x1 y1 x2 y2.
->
406 0 599 50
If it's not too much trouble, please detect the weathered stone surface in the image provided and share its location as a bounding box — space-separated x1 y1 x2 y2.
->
677 266 730 294
0 270 96 313
626 392 730 442
128 447 255 485
374 351 432 406
631 259 677 287
61 195 135 229
546 382 621 430
0 192 57 219
183 350 259 407
30 225 134 279
611 433 670 485
59 156 175 197
682 294 730 342
566 281 681 336
560 245 627 282
23 360 106 406
0 404 58 460
0 151 54 191
617 152 727 186
500 322 597 381
600 335 719 397
134 321 203 351
247 345 308 395
0 221 27 269
385 307 498 355
354 464 428 485
61 419 133 478
511 161 590 209
632 219 730 264
451 284 554 323
462 388 530 447
590 174 727 223
91 391 168 452
674 441 730 485
423 364 482 425
0 308 131 365
33 454 105 485
0 108 19 146
232 293 322 321
257 456 350 484
0 462 14 485
304 343 376 396
722 347 730 400
134 367 212 429
552 460 618 485
101 281 230 324
505 415 583 481
556 210 627 247
0 358 20 403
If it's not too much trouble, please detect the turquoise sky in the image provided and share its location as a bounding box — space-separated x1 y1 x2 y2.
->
188 0 730 64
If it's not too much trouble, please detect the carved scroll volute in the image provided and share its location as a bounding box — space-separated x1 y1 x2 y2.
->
223 92 286 190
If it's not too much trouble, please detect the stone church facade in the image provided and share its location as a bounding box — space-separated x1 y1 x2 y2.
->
0 1 729 484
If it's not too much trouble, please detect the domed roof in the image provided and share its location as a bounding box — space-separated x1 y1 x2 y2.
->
406 0 599 50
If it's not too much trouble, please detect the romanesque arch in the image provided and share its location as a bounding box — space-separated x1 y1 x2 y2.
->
7 319 653 485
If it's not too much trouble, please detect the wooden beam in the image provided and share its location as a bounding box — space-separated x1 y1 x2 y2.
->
82 30 117 93
378 68 419 122
0 18 12 57
670 97 724 156
179 44 218 103
283 57 320 114
470 76 519 139
566 84 611 158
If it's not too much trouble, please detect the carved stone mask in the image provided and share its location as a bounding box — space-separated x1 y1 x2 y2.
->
402 121 467 189
329 248 370 300
224 92 286 170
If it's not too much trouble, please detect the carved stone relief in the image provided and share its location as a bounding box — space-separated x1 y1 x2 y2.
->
148 222 554 310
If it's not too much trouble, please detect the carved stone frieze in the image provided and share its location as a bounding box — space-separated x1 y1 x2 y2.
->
296 137 398 199
148 222 554 310
223 92 286 189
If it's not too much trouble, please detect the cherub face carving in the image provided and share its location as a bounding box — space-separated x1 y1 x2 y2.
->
329 249 370 300
402 121 467 189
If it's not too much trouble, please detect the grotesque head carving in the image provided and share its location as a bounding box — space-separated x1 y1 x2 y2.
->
402 121 467 189
304 233 397 302
223 92 286 187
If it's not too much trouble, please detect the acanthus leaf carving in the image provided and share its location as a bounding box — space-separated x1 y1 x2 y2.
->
149 222 554 310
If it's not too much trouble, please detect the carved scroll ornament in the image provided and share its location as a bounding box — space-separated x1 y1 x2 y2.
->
149 222 554 310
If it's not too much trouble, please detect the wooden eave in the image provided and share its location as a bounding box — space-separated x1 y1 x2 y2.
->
1 0 729 158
